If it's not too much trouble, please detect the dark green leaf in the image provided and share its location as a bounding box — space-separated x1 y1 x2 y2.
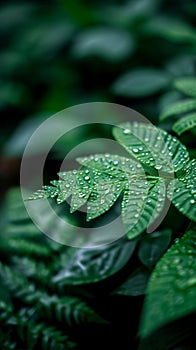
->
138 229 172 269
114 267 150 296
140 226 196 338
52 238 137 285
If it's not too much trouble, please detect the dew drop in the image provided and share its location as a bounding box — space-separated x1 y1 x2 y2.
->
123 128 130 134
133 148 139 153
84 176 90 181
190 199 195 204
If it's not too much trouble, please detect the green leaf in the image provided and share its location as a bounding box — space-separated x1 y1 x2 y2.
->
113 267 150 296
71 27 135 62
138 229 172 269
113 122 190 172
173 113 196 135
127 180 166 239
167 159 196 222
112 68 170 97
174 77 196 97
140 226 196 338
39 295 106 325
52 238 137 285
160 99 196 121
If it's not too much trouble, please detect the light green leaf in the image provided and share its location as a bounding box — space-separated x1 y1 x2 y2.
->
112 68 170 97
71 27 135 62
140 226 196 338
138 229 172 269
113 122 190 172
128 180 166 239
160 99 196 121
173 113 196 135
52 238 137 285
167 159 196 222
174 77 196 97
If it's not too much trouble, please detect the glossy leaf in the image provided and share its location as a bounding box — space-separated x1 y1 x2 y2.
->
167 159 196 222
112 68 170 97
128 180 166 239
160 99 196 121
173 113 196 135
140 226 196 338
52 238 137 285
174 77 196 97
113 122 190 172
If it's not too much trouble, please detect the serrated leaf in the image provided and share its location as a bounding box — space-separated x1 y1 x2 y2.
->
160 99 196 121
167 159 196 222
128 180 166 239
113 122 190 173
77 154 142 178
140 226 196 338
174 77 196 97
138 229 172 269
52 238 137 285
113 267 150 296
112 68 170 97
87 176 124 221
173 113 196 135
122 178 148 239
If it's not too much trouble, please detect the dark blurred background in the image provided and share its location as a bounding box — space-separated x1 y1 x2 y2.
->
0 0 196 195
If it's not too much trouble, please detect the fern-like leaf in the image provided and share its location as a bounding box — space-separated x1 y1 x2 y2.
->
39 295 107 325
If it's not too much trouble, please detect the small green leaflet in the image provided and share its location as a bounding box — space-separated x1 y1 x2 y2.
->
126 179 166 239
140 226 196 339
113 122 190 172
168 159 196 222
173 112 196 135
174 77 196 97
160 98 196 121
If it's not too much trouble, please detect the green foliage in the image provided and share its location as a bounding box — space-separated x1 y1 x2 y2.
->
112 68 170 98
173 113 196 136
1 0 196 348
30 122 196 241
140 225 196 340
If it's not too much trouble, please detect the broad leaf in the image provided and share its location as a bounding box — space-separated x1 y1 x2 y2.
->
138 229 172 269
112 68 170 97
140 226 196 338
173 113 196 135
167 159 196 222
174 77 196 97
52 238 137 285
113 122 190 172
160 99 196 121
